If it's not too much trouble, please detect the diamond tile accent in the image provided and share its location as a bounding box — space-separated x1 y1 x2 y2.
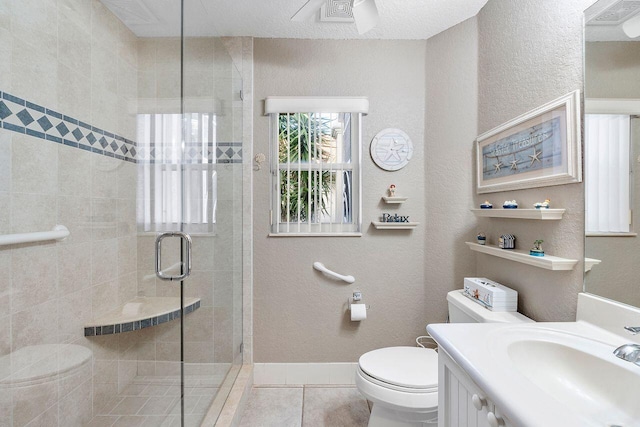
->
16 109 34 126
37 115 53 131
55 121 70 136
0 101 12 120
110 141 118 152
72 127 84 141
86 133 96 144
99 136 108 148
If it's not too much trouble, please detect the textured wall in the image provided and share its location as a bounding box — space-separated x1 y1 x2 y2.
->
475 0 593 321
253 39 428 362
425 18 480 323
0 0 139 424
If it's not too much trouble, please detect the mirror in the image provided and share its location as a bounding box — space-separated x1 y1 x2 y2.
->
584 0 640 307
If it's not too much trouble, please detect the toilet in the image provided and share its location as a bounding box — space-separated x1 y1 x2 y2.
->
355 289 533 427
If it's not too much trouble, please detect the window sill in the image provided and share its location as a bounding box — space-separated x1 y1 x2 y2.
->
586 232 637 237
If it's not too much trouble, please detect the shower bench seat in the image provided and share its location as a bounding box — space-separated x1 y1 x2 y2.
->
84 296 201 336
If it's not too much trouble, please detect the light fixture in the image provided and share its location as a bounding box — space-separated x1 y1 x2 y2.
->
622 12 640 38
352 0 379 34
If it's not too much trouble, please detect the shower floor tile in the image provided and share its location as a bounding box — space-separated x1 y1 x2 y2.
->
86 374 219 427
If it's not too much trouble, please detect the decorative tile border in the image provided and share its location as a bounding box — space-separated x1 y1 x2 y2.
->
216 143 243 164
84 300 201 336
0 90 244 165
136 142 243 164
0 91 138 163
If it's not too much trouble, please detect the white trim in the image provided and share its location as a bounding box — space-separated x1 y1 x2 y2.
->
585 232 637 237
268 232 362 237
264 97 369 115
585 98 640 115
253 362 358 385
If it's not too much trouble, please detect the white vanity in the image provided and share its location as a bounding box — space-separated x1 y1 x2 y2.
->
428 293 640 427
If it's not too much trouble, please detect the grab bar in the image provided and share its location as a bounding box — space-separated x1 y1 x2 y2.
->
0 225 69 246
313 262 355 284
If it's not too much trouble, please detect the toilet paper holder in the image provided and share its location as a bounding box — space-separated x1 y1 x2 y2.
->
348 296 371 310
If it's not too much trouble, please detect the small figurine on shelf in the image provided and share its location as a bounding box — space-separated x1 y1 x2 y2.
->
477 233 487 245
503 200 518 209
388 184 396 197
499 234 516 249
533 199 551 209
530 239 544 257
480 200 493 209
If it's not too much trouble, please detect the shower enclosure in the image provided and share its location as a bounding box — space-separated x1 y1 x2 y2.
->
0 0 245 425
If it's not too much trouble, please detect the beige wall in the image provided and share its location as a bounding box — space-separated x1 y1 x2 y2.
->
424 18 480 324
585 41 640 99
253 39 428 362
0 0 139 424
474 0 592 321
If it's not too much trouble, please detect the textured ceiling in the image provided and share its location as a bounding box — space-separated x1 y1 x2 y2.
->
100 0 489 39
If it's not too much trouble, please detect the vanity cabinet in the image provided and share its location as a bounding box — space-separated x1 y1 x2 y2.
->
439 348 514 427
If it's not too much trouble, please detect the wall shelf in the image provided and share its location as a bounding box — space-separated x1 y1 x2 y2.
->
584 257 602 272
471 208 565 220
84 296 200 336
465 242 577 271
372 221 418 230
382 196 408 204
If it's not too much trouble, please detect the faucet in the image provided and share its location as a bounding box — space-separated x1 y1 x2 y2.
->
614 326 640 366
614 344 640 366
624 326 640 335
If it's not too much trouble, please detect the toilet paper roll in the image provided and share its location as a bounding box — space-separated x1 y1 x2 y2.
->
350 303 367 321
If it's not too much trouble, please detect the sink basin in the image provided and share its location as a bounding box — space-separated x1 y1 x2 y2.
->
499 329 640 426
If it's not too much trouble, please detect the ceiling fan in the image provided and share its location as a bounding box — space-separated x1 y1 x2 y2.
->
291 0 379 34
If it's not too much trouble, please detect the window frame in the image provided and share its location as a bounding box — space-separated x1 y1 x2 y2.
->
264 97 368 237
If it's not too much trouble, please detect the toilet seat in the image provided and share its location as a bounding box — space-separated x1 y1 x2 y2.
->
358 346 438 391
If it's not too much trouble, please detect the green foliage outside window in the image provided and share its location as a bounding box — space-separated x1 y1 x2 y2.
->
278 113 336 222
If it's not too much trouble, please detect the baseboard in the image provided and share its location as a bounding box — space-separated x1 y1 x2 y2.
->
253 362 358 385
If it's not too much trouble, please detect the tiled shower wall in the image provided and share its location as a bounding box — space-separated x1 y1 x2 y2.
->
0 0 140 425
134 36 244 371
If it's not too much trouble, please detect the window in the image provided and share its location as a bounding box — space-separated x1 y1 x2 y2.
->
137 113 217 234
585 114 631 233
265 97 368 236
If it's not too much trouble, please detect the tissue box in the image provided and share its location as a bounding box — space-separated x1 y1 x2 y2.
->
463 277 518 312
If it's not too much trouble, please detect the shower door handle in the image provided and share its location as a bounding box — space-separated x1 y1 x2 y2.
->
155 231 192 281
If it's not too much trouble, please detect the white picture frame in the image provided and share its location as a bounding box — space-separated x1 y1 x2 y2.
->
476 90 582 194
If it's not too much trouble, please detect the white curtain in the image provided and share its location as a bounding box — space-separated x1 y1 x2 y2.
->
585 114 631 233
137 113 217 233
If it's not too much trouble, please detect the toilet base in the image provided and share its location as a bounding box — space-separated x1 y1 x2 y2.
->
368 402 438 427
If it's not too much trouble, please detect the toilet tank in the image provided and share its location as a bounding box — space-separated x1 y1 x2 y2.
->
447 290 534 323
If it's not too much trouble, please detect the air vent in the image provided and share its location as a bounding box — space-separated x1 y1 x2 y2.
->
320 0 355 22
590 0 640 25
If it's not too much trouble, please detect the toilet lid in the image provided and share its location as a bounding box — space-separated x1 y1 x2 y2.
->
358 346 438 389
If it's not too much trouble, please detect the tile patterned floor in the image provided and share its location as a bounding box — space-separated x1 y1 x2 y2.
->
85 375 219 427
239 386 370 427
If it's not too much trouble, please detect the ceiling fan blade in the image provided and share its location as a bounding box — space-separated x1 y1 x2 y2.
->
291 0 327 22
352 0 379 34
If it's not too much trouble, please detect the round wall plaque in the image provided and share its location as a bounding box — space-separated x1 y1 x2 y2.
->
370 128 413 171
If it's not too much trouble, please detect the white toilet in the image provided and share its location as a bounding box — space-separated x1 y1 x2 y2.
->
355 289 533 426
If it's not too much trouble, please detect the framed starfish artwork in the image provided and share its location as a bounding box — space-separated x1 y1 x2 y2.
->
476 90 582 194
370 128 413 171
